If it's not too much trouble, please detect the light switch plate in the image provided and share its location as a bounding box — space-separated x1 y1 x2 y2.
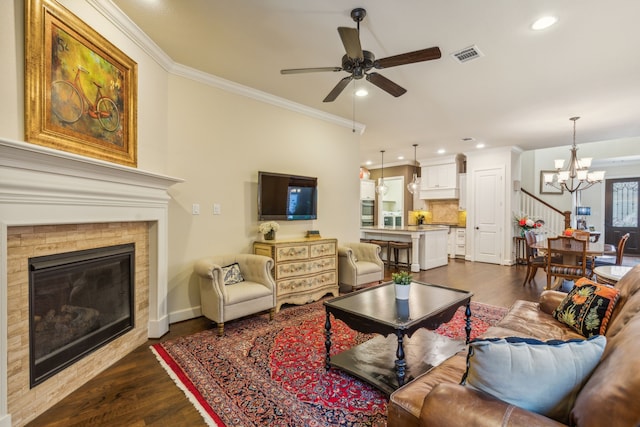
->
213 203 221 215
192 203 200 215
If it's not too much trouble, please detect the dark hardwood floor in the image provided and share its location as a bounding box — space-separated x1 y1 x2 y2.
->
27 259 543 427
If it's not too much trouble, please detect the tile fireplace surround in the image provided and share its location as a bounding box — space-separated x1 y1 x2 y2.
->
0 138 182 426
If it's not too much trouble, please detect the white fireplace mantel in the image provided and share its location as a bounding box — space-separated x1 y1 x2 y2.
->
0 137 182 426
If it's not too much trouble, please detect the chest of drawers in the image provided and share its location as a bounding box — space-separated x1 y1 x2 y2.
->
253 237 339 312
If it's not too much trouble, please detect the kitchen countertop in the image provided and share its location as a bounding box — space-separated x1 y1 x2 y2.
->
361 225 449 232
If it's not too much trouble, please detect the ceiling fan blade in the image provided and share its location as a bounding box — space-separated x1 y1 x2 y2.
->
323 76 353 102
366 72 407 97
337 27 363 61
375 46 442 69
281 67 342 74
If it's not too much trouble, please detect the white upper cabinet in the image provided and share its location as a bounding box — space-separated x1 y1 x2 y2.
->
360 179 375 200
458 173 467 210
419 155 463 199
422 163 457 190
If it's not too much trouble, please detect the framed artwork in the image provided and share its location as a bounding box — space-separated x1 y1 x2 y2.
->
539 170 563 194
25 0 138 167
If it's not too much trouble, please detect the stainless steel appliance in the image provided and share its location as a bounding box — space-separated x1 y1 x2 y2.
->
361 200 374 226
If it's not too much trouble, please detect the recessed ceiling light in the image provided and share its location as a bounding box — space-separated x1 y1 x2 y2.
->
437 149 446 154
532 16 557 31
355 88 368 97
365 160 372 165
397 155 405 160
476 143 485 149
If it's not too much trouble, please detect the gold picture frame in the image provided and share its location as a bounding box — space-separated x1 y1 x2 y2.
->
25 0 137 167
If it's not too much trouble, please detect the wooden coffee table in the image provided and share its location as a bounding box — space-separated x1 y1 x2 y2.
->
323 281 473 395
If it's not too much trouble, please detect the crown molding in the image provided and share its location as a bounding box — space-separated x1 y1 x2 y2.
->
88 1 366 135
170 64 366 134
87 0 174 71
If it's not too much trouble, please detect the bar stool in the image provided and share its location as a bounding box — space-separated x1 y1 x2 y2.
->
369 240 390 266
389 241 412 271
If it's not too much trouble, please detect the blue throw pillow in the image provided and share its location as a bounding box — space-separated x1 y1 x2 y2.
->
462 335 606 423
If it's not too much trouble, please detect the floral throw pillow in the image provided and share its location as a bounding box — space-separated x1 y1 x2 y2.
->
221 262 244 285
553 278 620 337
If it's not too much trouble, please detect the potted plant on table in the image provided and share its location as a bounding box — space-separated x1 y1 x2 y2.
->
259 221 280 240
392 271 412 300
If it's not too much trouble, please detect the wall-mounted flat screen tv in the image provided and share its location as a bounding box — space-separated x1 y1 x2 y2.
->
258 171 317 221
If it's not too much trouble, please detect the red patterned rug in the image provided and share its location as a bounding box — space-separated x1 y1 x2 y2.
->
151 299 507 426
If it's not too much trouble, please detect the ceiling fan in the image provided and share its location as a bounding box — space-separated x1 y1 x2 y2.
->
281 8 442 102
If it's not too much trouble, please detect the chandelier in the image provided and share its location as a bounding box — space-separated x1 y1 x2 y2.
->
407 144 420 194
542 117 605 194
375 150 388 195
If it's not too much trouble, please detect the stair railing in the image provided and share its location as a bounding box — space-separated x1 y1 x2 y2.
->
519 188 571 238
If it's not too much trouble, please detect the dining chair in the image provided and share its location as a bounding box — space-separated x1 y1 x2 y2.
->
545 236 589 290
573 230 595 267
521 231 545 286
588 233 630 273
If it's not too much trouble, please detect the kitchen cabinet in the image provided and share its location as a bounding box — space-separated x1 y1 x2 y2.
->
422 163 457 190
379 176 404 227
360 226 448 271
458 173 467 210
382 176 403 203
455 228 466 257
448 228 456 258
447 227 466 258
419 155 460 199
360 179 375 200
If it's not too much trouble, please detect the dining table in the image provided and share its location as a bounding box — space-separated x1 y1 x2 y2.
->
593 265 633 286
530 237 616 289
531 237 616 258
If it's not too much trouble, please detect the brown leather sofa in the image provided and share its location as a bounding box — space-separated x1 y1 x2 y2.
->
388 264 640 426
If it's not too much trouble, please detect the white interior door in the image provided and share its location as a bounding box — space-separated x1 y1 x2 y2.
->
473 167 504 264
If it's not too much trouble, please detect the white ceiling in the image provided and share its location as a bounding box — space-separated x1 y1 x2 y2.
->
111 0 640 166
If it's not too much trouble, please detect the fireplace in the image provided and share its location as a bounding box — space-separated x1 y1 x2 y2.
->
29 244 135 387
1 138 182 426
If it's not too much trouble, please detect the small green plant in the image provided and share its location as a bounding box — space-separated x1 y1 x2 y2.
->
392 271 412 285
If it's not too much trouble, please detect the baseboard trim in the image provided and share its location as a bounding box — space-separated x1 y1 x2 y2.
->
148 315 169 339
0 414 11 427
169 306 202 325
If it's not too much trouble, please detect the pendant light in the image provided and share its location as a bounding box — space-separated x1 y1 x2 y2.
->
375 150 388 195
542 117 605 194
407 144 420 194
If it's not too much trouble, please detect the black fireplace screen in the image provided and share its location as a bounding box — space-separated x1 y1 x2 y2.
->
29 243 135 387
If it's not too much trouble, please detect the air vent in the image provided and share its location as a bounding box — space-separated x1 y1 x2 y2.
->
451 45 484 63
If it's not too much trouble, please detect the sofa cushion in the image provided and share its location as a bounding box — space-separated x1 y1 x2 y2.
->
553 278 620 337
221 262 244 285
463 335 606 424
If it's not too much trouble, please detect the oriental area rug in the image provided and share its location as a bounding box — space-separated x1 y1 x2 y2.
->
151 299 507 427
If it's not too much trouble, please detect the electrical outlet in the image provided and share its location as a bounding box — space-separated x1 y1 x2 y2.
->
213 203 221 215
192 203 200 215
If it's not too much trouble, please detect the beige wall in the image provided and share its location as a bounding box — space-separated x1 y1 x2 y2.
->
0 1 361 324
165 74 360 320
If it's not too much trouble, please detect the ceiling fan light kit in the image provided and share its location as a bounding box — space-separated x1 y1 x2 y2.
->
281 8 441 102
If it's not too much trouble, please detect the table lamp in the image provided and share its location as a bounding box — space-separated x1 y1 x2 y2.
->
576 206 591 229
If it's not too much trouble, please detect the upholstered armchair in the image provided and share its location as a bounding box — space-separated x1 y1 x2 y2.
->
338 242 384 292
194 254 276 336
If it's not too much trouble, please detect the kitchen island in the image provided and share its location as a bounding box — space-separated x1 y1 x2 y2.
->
361 226 449 272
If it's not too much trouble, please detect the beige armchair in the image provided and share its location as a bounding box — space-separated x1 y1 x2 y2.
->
194 254 276 336
338 242 384 292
